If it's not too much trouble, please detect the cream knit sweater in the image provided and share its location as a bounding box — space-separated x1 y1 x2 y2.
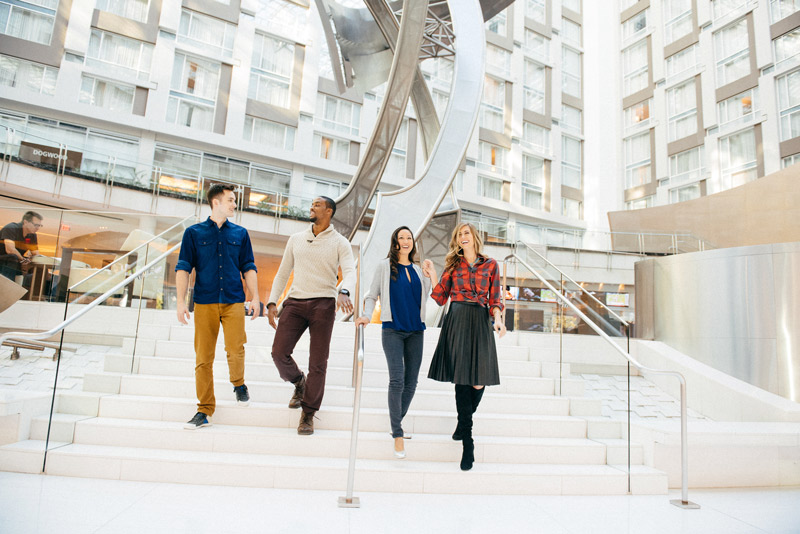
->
267 224 355 305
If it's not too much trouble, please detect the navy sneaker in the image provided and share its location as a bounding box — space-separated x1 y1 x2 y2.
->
234 384 250 406
184 412 211 430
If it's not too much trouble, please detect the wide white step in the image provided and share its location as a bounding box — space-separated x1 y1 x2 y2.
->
0 440 666 495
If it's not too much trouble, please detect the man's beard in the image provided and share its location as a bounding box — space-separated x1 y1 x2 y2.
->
309 215 317 223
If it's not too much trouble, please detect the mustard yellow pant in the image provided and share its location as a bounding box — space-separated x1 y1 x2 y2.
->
193 302 247 416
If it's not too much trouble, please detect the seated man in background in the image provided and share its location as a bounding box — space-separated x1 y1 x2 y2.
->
0 211 42 284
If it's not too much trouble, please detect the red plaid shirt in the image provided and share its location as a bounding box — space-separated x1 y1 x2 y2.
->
431 256 504 315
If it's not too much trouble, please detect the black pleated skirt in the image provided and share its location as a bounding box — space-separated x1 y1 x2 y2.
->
428 301 500 386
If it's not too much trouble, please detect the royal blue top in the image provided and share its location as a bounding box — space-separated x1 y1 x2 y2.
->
175 217 257 304
383 263 426 332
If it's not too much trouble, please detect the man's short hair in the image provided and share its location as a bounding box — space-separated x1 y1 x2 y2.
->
320 196 336 217
207 183 235 207
22 211 43 223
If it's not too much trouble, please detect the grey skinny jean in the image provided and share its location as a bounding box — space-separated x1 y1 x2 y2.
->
381 328 424 438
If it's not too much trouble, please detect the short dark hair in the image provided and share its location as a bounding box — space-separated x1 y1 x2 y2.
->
22 211 43 223
207 183 235 207
319 196 336 217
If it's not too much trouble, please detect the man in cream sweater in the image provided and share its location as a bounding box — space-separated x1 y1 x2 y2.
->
266 196 355 435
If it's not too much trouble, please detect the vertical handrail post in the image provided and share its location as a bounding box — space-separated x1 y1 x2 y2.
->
340 245 364 508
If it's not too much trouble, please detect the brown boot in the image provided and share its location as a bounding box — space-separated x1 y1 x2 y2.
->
289 374 306 409
298 410 315 435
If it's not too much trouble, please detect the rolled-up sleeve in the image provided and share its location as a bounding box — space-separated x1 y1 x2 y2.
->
239 231 257 274
430 268 453 306
175 229 195 273
488 260 504 315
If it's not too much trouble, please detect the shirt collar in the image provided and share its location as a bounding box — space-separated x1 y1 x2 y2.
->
205 217 229 230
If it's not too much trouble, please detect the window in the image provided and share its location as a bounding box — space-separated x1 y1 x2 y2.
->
561 104 581 133
666 79 697 141
663 0 692 45
669 146 705 186
670 183 701 203
563 0 580 13
95 0 149 23
623 9 648 41
718 87 758 127
249 33 294 108
254 0 308 41
486 9 506 36
624 99 651 130
713 0 749 20
386 119 408 178
314 133 350 163
477 141 508 174
714 19 750 86
0 0 57 45
316 94 361 136
561 135 581 188
81 130 139 183
665 44 698 81
167 52 220 131
524 29 549 63
777 70 800 141
562 46 581 97
478 175 503 200
79 75 135 113
432 89 448 122
782 153 800 167
249 166 290 204
624 132 651 189
302 176 346 208
202 153 249 185
421 56 453 86
523 122 550 152
719 127 757 190
562 18 581 47
623 39 648 96
562 197 581 219
774 29 800 70
771 0 800 23
620 0 639 10
522 154 544 209
480 76 505 132
462 212 508 243
87 30 154 81
0 54 57 95
244 116 295 151
526 0 545 23
486 45 511 78
523 60 546 113
178 9 236 59
626 196 653 210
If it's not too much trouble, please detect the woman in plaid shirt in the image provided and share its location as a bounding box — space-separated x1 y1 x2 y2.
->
423 222 506 471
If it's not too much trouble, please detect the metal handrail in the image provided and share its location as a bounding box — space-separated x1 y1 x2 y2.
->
503 253 698 508
340 245 364 508
517 241 629 327
67 215 193 292
0 241 181 349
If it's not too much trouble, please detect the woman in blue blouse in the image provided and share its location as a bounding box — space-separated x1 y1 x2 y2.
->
355 226 433 458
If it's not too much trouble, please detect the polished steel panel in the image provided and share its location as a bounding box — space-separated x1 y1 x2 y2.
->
637 242 800 402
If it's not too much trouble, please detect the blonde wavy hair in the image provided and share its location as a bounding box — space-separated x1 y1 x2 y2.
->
443 222 485 273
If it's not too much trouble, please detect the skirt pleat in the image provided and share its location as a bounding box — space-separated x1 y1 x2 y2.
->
428 302 500 386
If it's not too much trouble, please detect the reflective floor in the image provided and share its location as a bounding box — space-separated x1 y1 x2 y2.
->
1 472 798 534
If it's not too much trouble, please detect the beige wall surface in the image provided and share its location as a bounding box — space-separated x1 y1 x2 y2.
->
608 166 800 248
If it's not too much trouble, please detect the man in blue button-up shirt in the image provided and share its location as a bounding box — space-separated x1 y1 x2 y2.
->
175 184 260 430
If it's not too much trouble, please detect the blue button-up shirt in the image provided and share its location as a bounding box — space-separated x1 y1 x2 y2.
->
175 217 257 304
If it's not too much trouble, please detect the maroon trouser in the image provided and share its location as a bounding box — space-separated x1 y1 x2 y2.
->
271 297 336 414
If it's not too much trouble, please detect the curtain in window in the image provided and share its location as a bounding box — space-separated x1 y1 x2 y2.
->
6 6 54 45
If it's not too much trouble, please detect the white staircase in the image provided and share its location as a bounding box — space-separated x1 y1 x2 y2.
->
0 316 668 495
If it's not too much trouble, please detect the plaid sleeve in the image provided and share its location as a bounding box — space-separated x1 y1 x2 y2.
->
487 259 504 314
430 267 453 305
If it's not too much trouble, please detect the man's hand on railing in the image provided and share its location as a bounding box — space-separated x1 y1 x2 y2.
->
267 303 278 330
177 302 191 325
354 316 370 328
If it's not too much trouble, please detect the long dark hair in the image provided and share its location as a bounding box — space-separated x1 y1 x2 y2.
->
387 226 418 281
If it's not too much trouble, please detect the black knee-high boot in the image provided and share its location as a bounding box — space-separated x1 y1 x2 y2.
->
454 385 474 471
452 386 485 440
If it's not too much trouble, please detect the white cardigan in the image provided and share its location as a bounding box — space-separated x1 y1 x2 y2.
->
361 258 431 323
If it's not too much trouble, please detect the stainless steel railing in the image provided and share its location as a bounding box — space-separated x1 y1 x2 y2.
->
502 253 698 508
340 245 364 508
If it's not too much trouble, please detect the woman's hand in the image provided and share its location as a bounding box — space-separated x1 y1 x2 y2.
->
493 309 506 338
354 316 370 328
422 259 437 280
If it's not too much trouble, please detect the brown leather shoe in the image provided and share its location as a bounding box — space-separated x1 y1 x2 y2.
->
298 410 315 435
289 374 305 409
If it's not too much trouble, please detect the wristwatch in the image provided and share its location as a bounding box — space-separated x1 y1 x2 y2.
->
339 288 350 297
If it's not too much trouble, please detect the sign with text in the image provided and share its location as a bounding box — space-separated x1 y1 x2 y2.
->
19 141 83 170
